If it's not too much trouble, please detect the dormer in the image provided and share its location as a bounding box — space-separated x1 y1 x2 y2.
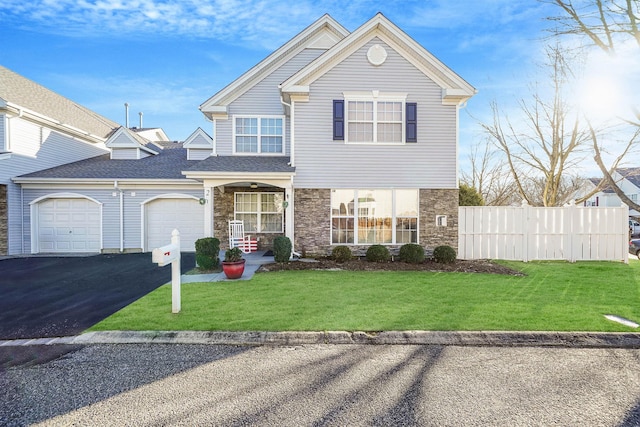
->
183 128 214 160
131 127 171 142
105 127 159 159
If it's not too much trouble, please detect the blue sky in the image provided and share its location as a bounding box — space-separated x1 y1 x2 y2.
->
0 0 558 153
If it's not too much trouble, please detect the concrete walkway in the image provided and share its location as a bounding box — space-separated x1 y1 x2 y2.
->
181 250 274 283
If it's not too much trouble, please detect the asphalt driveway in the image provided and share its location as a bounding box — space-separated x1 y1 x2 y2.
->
0 252 195 340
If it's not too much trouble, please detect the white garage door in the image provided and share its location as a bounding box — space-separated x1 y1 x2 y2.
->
37 198 101 253
146 198 204 252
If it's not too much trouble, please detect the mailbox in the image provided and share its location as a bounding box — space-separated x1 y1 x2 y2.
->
152 243 179 267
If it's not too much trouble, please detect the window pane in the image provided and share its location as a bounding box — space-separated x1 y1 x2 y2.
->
396 190 418 217
377 123 402 143
261 193 283 213
332 217 354 244
348 101 373 121
236 136 258 152
236 193 258 212
261 213 282 232
348 123 373 142
357 190 392 244
331 190 355 216
377 102 402 121
261 118 282 135
236 213 258 233
261 136 282 153
396 217 417 243
236 117 257 134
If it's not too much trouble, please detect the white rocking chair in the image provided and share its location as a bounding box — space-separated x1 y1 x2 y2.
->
228 220 257 253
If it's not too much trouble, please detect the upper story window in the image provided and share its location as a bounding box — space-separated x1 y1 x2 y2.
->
337 91 409 144
233 116 285 154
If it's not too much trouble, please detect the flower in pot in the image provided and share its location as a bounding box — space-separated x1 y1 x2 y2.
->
222 247 245 279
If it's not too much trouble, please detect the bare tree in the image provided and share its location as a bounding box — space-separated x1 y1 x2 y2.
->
460 140 519 205
480 45 591 206
546 0 640 210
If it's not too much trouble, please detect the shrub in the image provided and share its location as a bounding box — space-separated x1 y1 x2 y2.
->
332 246 352 263
366 245 390 262
398 244 425 264
273 236 292 263
224 247 243 262
195 237 220 270
433 245 456 264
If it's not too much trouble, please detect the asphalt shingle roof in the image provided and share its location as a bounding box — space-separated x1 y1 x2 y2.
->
617 167 640 188
184 155 295 173
17 147 294 180
0 65 119 139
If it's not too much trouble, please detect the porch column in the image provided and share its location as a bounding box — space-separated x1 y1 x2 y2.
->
204 186 214 237
285 182 294 253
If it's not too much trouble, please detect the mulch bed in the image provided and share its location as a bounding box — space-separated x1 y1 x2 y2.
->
258 258 525 276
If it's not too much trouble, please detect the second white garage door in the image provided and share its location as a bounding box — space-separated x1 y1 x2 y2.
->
145 198 204 252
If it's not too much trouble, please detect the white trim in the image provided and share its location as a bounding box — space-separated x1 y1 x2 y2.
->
140 193 201 251
30 192 102 206
232 115 286 155
30 193 103 254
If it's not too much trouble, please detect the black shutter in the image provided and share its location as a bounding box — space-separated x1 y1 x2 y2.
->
406 102 417 143
333 100 344 140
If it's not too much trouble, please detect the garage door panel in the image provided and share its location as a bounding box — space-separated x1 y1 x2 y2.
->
146 198 203 252
37 198 101 253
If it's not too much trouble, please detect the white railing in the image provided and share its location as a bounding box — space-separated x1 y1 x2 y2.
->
458 202 629 262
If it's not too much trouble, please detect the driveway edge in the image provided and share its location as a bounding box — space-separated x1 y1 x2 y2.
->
2 330 640 348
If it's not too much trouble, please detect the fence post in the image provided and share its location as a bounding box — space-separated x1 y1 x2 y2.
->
521 200 529 262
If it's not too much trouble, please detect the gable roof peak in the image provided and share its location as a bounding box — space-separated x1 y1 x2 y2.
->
199 14 349 119
281 12 476 106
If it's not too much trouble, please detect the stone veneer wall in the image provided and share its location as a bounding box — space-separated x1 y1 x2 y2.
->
294 188 331 256
213 187 285 250
294 188 459 257
0 185 6 255
419 188 459 253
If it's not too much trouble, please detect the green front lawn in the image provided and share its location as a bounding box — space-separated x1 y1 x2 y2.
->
90 260 640 332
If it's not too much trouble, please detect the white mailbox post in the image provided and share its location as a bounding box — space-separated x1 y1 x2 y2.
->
152 229 181 313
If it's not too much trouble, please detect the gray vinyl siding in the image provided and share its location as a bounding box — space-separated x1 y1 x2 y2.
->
20 187 203 253
216 48 326 156
293 38 459 189
3 117 108 254
188 149 211 160
111 148 139 159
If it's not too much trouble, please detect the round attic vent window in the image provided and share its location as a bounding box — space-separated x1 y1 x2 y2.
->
367 44 387 66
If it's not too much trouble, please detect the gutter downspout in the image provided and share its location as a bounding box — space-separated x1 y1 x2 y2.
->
115 180 124 252
279 95 293 167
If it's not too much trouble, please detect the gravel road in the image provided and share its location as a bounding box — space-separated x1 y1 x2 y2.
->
2 343 640 426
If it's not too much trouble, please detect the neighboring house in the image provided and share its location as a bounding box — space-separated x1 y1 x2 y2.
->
575 168 640 217
0 66 114 255
11 13 475 256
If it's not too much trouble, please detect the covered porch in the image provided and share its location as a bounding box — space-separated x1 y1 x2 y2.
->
182 156 296 252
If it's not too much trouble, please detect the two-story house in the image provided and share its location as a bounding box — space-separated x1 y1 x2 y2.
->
576 168 640 217
12 13 475 256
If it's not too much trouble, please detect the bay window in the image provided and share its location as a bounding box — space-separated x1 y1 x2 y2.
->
331 189 418 244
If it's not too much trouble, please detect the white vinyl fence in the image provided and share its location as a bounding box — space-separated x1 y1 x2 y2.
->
458 202 629 262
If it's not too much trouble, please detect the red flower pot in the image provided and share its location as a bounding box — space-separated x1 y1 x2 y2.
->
222 259 245 279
